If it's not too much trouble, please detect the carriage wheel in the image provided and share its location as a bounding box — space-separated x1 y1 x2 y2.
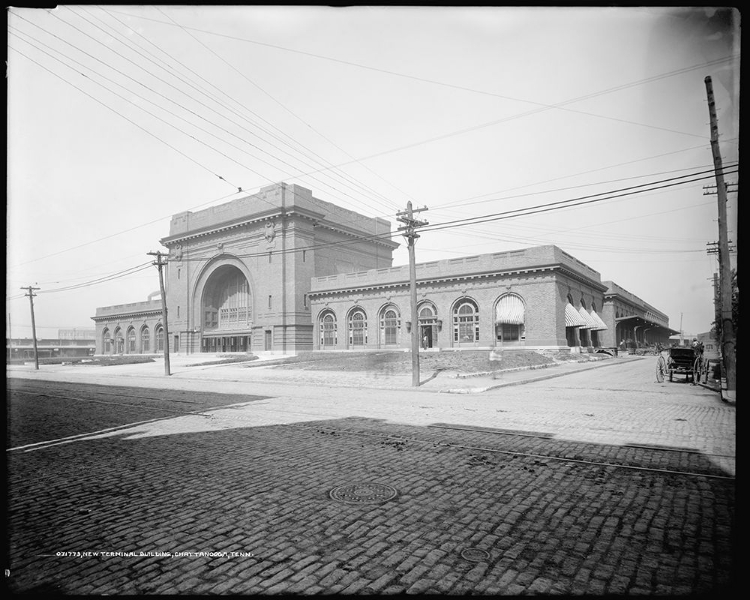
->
693 357 703 385
656 356 666 383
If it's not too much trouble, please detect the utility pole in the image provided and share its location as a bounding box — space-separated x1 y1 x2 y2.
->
704 75 736 401
148 251 171 376
396 201 428 387
21 286 40 370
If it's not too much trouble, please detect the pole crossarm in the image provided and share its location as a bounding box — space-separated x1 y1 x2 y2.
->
21 286 41 370
396 202 429 387
704 75 736 400
147 251 172 376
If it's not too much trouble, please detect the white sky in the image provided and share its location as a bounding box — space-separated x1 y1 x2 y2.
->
7 6 739 339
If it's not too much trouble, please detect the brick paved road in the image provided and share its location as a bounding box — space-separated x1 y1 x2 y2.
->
7 378 735 595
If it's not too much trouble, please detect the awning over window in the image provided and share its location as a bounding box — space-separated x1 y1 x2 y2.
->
495 295 525 325
589 310 608 331
565 303 587 327
578 306 599 329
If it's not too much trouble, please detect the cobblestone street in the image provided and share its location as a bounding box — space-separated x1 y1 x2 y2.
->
7 356 735 595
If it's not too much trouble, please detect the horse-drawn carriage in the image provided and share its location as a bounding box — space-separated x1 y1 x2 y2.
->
656 346 698 383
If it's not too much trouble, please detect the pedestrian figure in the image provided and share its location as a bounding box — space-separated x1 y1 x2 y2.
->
422 334 429 350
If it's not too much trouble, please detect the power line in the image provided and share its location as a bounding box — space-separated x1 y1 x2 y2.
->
9 43 239 191
57 5 404 219
149 6 405 215
36 263 153 294
9 165 729 305
104 6 735 140
170 166 733 262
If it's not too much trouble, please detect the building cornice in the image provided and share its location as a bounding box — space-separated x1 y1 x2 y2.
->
91 309 163 323
309 263 604 299
160 206 399 250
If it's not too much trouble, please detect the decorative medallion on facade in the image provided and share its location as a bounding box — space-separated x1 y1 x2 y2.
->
264 221 276 249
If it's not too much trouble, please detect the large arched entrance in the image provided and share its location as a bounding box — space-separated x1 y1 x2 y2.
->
200 265 253 353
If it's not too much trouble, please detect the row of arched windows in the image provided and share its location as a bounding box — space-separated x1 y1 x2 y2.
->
318 296 525 348
102 324 164 355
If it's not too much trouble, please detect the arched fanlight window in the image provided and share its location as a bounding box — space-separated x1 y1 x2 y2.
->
495 294 525 342
141 326 150 353
348 309 367 346
114 328 124 354
320 311 337 347
155 325 164 353
127 328 136 353
453 299 479 345
103 329 112 355
380 307 400 345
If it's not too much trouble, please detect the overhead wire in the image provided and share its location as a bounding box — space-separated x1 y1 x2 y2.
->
148 6 405 215
170 166 735 262
10 10 740 276
63 5 403 221
8 43 239 191
8 164 731 305
105 6 736 140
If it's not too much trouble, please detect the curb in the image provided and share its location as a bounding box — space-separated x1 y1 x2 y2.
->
440 357 638 394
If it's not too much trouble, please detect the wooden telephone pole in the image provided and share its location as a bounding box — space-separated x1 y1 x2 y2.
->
148 251 171 376
704 75 736 401
21 286 40 370
396 202 428 387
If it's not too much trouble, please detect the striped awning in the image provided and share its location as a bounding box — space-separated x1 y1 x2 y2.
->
589 310 608 331
495 295 525 325
578 306 599 329
565 303 587 327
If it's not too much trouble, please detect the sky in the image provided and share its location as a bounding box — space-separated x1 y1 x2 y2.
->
7 6 740 340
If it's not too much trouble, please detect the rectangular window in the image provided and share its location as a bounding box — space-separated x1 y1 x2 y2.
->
177 305 180 318
268 252 272 263
303 293 308 308
268 295 272 309
502 323 521 341
303 250 306 262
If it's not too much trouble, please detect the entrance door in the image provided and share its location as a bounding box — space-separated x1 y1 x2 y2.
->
264 330 272 351
420 325 433 349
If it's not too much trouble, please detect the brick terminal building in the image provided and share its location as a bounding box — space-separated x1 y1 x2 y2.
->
92 183 677 355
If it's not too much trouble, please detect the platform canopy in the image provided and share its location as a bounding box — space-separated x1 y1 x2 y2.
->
615 315 679 336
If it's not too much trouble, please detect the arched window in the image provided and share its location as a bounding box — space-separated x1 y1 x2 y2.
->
349 309 367 347
380 307 400 345
495 294 525 343
320 311 337 348
203 267 252 332
417 303 438 349
155 325 164 353
453 300 479 345
579 300 591 347
103 329 112 355
127 327 136 354
114 328 124 354
141 326 150 353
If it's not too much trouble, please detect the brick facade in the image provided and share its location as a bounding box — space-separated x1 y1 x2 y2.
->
91 183 677 355
309 246 610 351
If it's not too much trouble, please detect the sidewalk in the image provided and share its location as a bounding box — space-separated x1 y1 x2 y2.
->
6 353 638 394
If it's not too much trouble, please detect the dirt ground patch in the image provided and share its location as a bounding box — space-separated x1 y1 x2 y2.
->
264 349 608 374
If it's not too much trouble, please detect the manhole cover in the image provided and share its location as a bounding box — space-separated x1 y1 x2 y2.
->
461 548 490 562
329 483 398 504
